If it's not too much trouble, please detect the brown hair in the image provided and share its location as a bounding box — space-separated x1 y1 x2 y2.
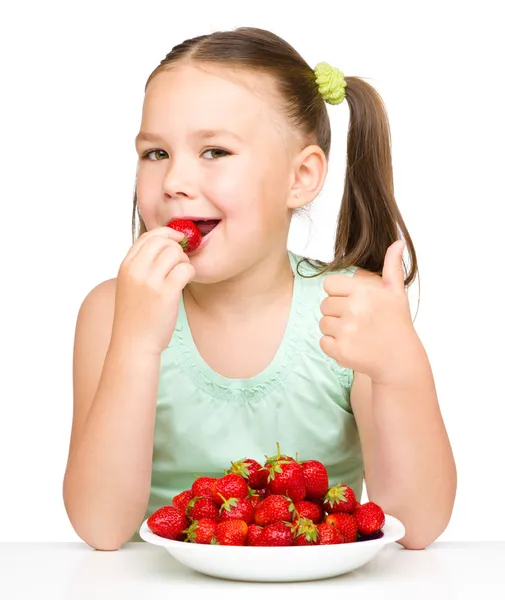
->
132 27 419 298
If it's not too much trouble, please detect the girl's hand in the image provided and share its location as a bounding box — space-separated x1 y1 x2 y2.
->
111 226 195 356
319 240 419 385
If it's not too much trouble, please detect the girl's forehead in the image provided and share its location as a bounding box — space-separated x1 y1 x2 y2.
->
141 65 283 135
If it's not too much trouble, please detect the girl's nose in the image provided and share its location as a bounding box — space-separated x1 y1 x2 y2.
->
161 159 196 200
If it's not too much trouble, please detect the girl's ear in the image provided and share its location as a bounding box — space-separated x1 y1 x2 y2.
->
286 144 327 210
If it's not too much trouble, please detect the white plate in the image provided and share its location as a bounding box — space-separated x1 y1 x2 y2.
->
138 514 405 582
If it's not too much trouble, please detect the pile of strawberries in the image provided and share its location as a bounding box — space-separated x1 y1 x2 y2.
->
147 444 386 547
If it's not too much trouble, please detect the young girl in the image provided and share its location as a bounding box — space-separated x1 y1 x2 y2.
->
63 27 456 551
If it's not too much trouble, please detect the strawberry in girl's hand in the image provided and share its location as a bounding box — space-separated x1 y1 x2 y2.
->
211 474 249 507
191 476 218 498
212 519 249 546
218 496 254 525
325 512 358 543
172 489 193 513
167 219 202 253
323 484 357 514
354 502 385 536
184 518 217 544
187 497 219 521
258 522 294 547
228 457 269 490
147 506 188 540
299 460 329 500
254 495 295 527
264 443 306 502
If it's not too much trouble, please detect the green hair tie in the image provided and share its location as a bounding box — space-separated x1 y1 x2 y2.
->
314 62 347 105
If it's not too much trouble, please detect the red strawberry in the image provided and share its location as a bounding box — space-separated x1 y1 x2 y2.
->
294 517 319 546
187 496 219 521
294 500 324 524
325 513 358 543
317 522 344 545
167 219 202 253
212 519 248 546
191 476 218 498
147 506 188 540
172 489 193 513
254 495 295 527
246 524 264 546
211 474 249 507
248 487 266 509
323 484 357 514
264 444 306 502
183 518 217 544
258 522 294 547
354 502 385 536
227 457 269 490
299 460 329 500
218 497 254 525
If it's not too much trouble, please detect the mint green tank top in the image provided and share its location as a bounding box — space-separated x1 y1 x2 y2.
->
132 251 364 541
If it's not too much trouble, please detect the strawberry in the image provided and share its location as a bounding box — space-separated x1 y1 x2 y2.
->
258 522 294 547
294 500 324 524
254 495 295 527
167 219 202 253
172 489 193 513
317 522 344 545
325 513 358 543
246 524 264 546
323 484 357 514
191 476 218 498
187 496 219 521
264 443 306 502
227 457 268 490
183 518 217 544
212 519 249 546
354 502 385 536
294 517 319 546
299 459 329 500
218 496 254 525
147 506 188 540
248 487 266 509
211 474 249 507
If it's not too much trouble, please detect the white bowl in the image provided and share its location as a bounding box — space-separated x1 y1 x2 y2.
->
138 514 405 582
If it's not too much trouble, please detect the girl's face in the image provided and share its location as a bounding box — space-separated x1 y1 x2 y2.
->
135 64 299 284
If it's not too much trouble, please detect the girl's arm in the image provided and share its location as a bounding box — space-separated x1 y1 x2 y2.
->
63 280 161 551
350 339 457 550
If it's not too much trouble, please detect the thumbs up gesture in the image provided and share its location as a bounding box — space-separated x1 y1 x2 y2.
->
320 240 418 384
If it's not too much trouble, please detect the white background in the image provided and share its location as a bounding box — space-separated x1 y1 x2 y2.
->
1 0 503 543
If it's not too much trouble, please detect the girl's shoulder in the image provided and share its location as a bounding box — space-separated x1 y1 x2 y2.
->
288 251 358 280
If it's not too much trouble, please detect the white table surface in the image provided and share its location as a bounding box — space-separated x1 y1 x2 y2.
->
0 541 502 599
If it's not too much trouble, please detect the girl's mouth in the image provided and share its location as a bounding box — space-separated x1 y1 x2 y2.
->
187 219 222 255
194 219 221 237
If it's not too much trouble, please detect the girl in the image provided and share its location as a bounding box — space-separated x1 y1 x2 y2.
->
63 27 456 551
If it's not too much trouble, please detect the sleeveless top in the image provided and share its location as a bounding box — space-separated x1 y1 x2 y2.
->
131 251 364 541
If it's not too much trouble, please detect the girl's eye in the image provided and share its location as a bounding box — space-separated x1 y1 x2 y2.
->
142 149 168 161
202 148 230 160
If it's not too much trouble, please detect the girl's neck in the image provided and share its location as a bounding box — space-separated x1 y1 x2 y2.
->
183 251 294 321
